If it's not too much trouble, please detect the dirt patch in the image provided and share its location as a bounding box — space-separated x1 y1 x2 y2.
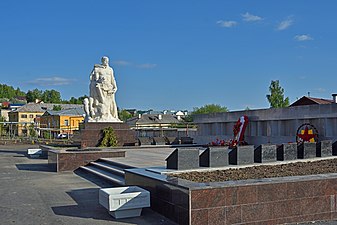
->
171 158 337 183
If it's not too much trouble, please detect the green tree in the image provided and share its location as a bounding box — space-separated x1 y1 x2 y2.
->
118 109 133 122
191 104 229 115
42 89 62 103
0 84 25 99
28 124 37 138
62 95 88 104
26 88 43 102
0 116 5 136
52 105 62 111
266 80 290 108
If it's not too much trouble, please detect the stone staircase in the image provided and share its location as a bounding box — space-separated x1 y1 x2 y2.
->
80 158 134 186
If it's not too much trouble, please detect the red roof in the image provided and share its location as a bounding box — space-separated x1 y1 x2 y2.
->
290 96 334 107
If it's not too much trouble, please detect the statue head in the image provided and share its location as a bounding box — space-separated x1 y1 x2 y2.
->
101 56 109 66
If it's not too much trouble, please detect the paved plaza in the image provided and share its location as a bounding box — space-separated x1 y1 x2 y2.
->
0 144 176 225
1 144 337 225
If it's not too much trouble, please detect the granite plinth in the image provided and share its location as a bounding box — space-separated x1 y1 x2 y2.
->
47 148 125 172
229 145 254 165
277 143 297 161
80 122 136 148
316 140 332 157
254 144 277 163
199 147 229 167
166 148 199 170
298 142 317 159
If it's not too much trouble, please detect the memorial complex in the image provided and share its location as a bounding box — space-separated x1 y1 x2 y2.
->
3 56 337 225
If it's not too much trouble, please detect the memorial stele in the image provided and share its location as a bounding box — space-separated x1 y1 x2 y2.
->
84 56 121 123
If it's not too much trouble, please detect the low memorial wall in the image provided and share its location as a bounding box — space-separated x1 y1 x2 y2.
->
42 145 126 172
125 166 337 225
125 142 337 225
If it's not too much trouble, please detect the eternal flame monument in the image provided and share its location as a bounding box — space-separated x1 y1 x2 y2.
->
80 56 136 148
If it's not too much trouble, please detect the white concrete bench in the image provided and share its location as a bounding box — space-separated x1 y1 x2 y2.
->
99 186 150 219
27 149 42 158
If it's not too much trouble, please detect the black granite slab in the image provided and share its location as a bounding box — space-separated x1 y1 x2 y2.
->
199 147 229 167
333 141 337 156
166 148 199 170
229 145 254 165
254 144 277 163
297 142 317 159
316 140 332 157
277 143 297 161
180 137 193 144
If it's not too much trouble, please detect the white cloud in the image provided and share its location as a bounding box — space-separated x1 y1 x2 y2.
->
137 63 157 69
27 76 74 86
241 12 263 22
112 60 131 66
112 60 156 69
314 88 326 93
294 34 313 41
277 18 293 30
216 20 238 28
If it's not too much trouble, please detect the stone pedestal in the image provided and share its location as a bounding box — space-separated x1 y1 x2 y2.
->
166 148 199 170
80 122 137 148
199 147 229 167
277 143 297 161
229 145 254 165
297 142 316 159
316 140 332 157
254 144 277 163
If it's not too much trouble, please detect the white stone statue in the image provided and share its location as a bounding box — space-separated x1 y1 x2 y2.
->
84 56 121 122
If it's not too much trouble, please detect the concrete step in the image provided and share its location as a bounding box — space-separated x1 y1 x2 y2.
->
89 161 125 177
99 158 136 169
80 165 125 186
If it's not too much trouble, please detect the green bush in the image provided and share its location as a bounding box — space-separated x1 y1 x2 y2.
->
99 127 118 147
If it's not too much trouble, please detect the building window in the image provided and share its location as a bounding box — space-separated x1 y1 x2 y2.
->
21 114 27 118
29 114 34 118
64 120 69 126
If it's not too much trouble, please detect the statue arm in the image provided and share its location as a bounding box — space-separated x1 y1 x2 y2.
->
111 77 117 92
90 69 96 81
110 68 117 92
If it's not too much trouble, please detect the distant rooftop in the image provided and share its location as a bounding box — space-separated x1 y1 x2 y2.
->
11 103 83 113
43 108 85 116
290 96 335 107
127 114 181 126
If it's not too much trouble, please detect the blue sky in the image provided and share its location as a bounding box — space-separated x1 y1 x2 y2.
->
1 1 337 111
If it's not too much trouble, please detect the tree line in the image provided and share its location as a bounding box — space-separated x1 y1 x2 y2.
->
0 84 86 104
